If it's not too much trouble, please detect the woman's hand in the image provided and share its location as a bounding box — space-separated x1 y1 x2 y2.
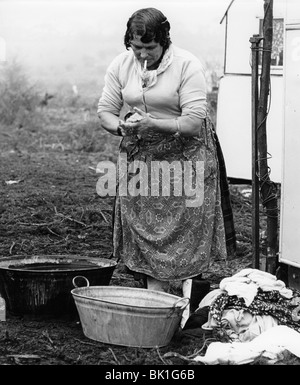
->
118 107 154 137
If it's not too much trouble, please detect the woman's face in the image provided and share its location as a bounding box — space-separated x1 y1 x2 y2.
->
130 35 164 70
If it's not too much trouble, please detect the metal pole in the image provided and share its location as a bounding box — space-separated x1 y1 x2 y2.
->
257 0 278 275
250 35 262 269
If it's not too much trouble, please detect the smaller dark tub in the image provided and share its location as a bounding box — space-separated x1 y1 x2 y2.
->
0 255 117 317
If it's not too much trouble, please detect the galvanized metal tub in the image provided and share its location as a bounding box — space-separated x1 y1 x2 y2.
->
0 255 117 317
71 277 189 348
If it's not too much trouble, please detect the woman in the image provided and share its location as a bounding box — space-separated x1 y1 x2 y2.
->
97 8 235 306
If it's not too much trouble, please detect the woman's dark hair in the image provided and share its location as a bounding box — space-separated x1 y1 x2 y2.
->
124 8 171 50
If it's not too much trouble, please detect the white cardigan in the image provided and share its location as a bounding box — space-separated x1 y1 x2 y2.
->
97 44 207 121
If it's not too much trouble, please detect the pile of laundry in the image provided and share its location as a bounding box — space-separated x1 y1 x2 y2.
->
183 268 300 365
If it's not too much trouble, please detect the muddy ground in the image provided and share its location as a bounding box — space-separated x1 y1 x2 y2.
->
0 101 298 366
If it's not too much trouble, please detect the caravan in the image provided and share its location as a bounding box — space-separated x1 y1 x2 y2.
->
216 0 285 183
216 0 300 288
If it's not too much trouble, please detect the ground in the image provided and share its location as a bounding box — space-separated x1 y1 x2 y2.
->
0 100 297 366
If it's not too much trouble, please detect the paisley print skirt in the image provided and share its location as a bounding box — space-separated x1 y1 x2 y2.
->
113 117 228 281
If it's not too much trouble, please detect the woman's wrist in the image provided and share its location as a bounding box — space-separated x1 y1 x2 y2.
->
151 117 181 136
173 118 181 137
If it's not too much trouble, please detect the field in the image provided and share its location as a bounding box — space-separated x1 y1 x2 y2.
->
0 65 298 366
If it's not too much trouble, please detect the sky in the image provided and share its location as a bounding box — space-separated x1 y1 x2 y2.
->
0 0 233 92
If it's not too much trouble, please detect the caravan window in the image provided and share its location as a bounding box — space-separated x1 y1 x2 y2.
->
259 18 284 68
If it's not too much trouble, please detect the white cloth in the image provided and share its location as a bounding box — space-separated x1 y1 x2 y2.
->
235 268 293 298
219 276 258 307
202 308 279 342
219 268 293 306
198 268 293 311
197 268 293 343
194 325 300 365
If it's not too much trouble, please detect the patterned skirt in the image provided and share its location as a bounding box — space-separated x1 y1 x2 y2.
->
113 117 232 281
